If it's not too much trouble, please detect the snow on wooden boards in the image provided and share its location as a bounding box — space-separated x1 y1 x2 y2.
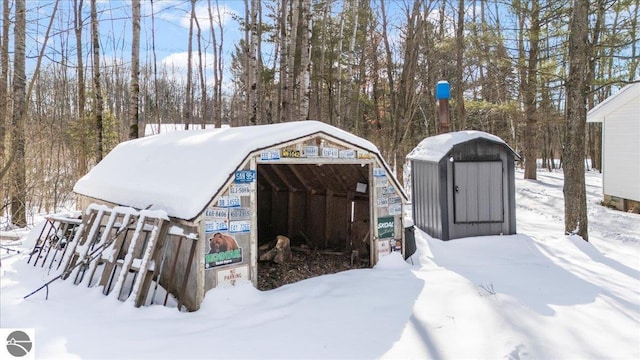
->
54 204 170 307
27 213 82 272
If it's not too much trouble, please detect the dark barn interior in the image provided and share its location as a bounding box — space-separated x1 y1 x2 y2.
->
257 163 372 289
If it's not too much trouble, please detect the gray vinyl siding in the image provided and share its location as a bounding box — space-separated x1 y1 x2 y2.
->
453 161 503 223
410 138 518 241
411 161 444 239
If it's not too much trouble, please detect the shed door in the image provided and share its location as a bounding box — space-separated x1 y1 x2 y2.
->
453 161 503 223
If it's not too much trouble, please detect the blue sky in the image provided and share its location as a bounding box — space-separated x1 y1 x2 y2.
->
22 0 245 80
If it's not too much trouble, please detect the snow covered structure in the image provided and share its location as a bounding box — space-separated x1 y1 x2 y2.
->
407 131 519 240
587 82 640 212
73 120 408 310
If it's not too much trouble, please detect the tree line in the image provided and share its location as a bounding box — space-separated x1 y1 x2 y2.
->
1 0 638 241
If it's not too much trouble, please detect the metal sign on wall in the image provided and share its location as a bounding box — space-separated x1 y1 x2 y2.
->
377 216 395 239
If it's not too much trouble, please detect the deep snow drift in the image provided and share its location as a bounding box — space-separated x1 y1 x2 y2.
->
1 169 639 359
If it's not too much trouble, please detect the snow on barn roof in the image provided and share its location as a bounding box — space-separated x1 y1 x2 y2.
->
74 120 389 221
144 123 229 136
406 130 517 163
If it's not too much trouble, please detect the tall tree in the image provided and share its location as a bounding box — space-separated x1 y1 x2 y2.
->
207 0 225 128
184 0 196 129
194 9 207 128
523 0 540 180
454 0 466 130
150 0 161 132
0 0 10 212
74 0 88 175
10 0 26 227
298 0 312 120
287 0 300 121
563 0 589 240
278 0 291 123
129 0 141 139
91 0 104 161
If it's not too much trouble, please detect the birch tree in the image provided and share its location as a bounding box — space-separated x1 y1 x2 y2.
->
298 0 312 120
184 0 196 129
91 0 104 161
208 0 225 128
129 0 141 139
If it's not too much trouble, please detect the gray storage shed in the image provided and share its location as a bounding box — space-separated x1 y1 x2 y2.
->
407 131 520 240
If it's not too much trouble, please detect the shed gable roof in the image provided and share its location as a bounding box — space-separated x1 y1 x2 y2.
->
587 82 640 123
73 121 394 221
406 130 517 163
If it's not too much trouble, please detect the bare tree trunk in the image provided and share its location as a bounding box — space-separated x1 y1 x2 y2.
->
0 0 9 215
335 3 346 127
129 0 141 139
151 0 161 133
523 0 539 180
255 0 264 124
298 0 311 120
630 0 639 81
74 0 87 174
454 0 466 130
208 0 224 128
250 0 259 124
278 0 290 123
184 0 195 130
315 1 330 122
393 0 423 183
344 0 360 128
194 13 207 128
563 0 589 241
380 0 396 139
586 0 606 172
287 0 299 121
5 0 58 224
91 0 104 161
10 0 26 227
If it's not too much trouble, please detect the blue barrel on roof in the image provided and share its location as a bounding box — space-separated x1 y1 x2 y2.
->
436 80 450 100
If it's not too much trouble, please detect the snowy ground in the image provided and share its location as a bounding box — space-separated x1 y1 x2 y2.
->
1 169 639 360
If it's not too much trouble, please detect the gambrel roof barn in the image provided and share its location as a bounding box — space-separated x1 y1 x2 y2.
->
72 120 409 310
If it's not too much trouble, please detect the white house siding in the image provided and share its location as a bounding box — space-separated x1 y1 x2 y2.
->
602 97 640 202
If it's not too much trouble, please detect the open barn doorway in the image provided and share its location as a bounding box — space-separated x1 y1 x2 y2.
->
256 163 372 290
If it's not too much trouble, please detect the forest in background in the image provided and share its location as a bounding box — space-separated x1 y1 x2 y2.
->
0 0 638 239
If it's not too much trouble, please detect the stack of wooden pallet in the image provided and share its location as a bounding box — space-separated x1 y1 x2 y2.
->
28 204 170 308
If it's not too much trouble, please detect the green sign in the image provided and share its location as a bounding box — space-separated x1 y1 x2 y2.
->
377 216 395 239
205 248 242 269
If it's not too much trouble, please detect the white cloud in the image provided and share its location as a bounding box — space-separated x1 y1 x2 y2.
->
173 3 234 30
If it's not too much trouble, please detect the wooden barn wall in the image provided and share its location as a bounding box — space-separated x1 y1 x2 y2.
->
269 191 289 239
258 188 357 250
325 194 350 249
289 191 307 243
162 233 200 311
350 198 370 255
257 189 274 241
203 174 254 301
307 194 327 245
